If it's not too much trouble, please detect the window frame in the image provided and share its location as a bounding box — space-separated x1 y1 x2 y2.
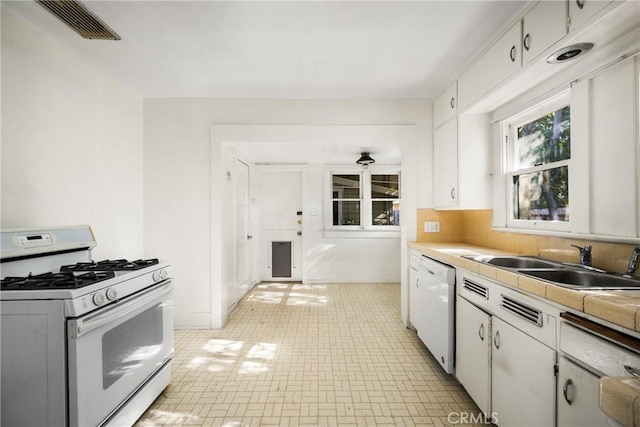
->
503 93 572 232
325 166 401 233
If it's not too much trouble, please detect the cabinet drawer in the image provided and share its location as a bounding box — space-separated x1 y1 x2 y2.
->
434 82 457 127
560 321 640 377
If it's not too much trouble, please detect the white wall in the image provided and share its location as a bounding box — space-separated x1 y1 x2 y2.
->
143 99 431 328
1 7 144 260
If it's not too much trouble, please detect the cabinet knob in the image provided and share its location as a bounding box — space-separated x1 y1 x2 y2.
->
450 97 455 109
562 379 573 405
523 33 530 51
478 323 485 341
493 330 501 349
576 0 585 10
509 45 516 62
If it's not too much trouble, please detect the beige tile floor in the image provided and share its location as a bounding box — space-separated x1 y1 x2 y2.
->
135 283 481 426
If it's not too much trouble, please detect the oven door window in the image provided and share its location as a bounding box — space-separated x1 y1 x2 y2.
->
103 304 163 389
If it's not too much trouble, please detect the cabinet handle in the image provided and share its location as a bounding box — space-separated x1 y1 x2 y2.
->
416 278 419 288
450 188 456 199
624 365 640 377
478 323 485 341
450 97 455 109
576 0 585 9
523 33 530 51
493 331 500 349
510 45 516 62
563 379 573 405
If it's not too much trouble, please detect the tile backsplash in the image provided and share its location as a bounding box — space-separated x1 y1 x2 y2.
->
416 209 639 274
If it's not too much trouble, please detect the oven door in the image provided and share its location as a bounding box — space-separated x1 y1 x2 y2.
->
67 280 173 427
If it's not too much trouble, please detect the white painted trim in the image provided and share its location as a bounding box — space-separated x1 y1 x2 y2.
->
211 124 418 329
491 227 640 245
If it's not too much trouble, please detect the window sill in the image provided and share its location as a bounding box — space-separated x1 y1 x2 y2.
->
323 229 401 239
492 227 640 244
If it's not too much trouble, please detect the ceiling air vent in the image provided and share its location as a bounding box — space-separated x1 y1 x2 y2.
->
463 278 489 300
37 0 121 40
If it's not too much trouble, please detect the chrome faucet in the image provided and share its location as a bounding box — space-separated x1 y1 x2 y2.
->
571 245 592 267
624 245 640 278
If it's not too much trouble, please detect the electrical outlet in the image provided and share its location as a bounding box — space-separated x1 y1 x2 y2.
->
424 221 440 233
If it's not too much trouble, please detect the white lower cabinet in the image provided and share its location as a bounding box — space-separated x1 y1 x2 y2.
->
491 316 556 427
455 296 492 415
409 264 421 330
557 356 609 427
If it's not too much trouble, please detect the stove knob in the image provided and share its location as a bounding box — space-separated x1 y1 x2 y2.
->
153 269 168 282
106 288 118 301
93 291 106 306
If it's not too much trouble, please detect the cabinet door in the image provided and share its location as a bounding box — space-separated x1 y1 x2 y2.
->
434 82 457 128
409 267 421 331
557 357 609 427
522 0 568 65
569 0 612 31
433 118 458 208
458 21 521 110
491 317 556 427
455 296 491 415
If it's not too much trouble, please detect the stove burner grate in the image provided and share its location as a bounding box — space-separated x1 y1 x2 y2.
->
60 258 159 272
1 271 116 290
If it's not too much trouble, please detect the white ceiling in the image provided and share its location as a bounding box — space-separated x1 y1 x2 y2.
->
4 0 527 164
4 0 527 99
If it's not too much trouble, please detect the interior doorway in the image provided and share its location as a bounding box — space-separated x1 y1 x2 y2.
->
259 170 303 281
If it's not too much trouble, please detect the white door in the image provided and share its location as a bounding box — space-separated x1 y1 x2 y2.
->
491 316 556 427
260 171 303 281
455 296 492 415
233 159 251 307
557 356 609 427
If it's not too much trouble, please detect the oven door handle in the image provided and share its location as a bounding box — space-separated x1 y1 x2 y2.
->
68 280 172 339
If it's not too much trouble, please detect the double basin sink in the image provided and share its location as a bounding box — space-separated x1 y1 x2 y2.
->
463 255 640 290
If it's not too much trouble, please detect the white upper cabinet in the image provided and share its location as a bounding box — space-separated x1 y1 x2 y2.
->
433 118 458 208
433 114 492 210
434 82 457 128
569 0 612 31
522 0 569 65
458 21 522 111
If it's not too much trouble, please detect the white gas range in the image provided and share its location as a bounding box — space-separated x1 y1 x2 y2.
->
0 226 174 427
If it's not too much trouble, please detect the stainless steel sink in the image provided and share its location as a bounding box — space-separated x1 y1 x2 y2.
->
463 255 563 269
518 269 640 290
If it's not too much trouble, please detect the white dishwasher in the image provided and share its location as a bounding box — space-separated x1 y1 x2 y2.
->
412 254 456 374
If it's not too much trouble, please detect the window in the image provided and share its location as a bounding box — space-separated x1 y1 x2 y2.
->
328 169 400 231
332 174 361 226
371 174 400 226
504 95 571 229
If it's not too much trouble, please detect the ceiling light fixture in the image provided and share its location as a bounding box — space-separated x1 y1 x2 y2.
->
546 42 594 64
356 152 375 168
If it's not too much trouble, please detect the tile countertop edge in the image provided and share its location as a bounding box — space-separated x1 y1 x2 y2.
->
408 241 640 426
408 242 640 333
